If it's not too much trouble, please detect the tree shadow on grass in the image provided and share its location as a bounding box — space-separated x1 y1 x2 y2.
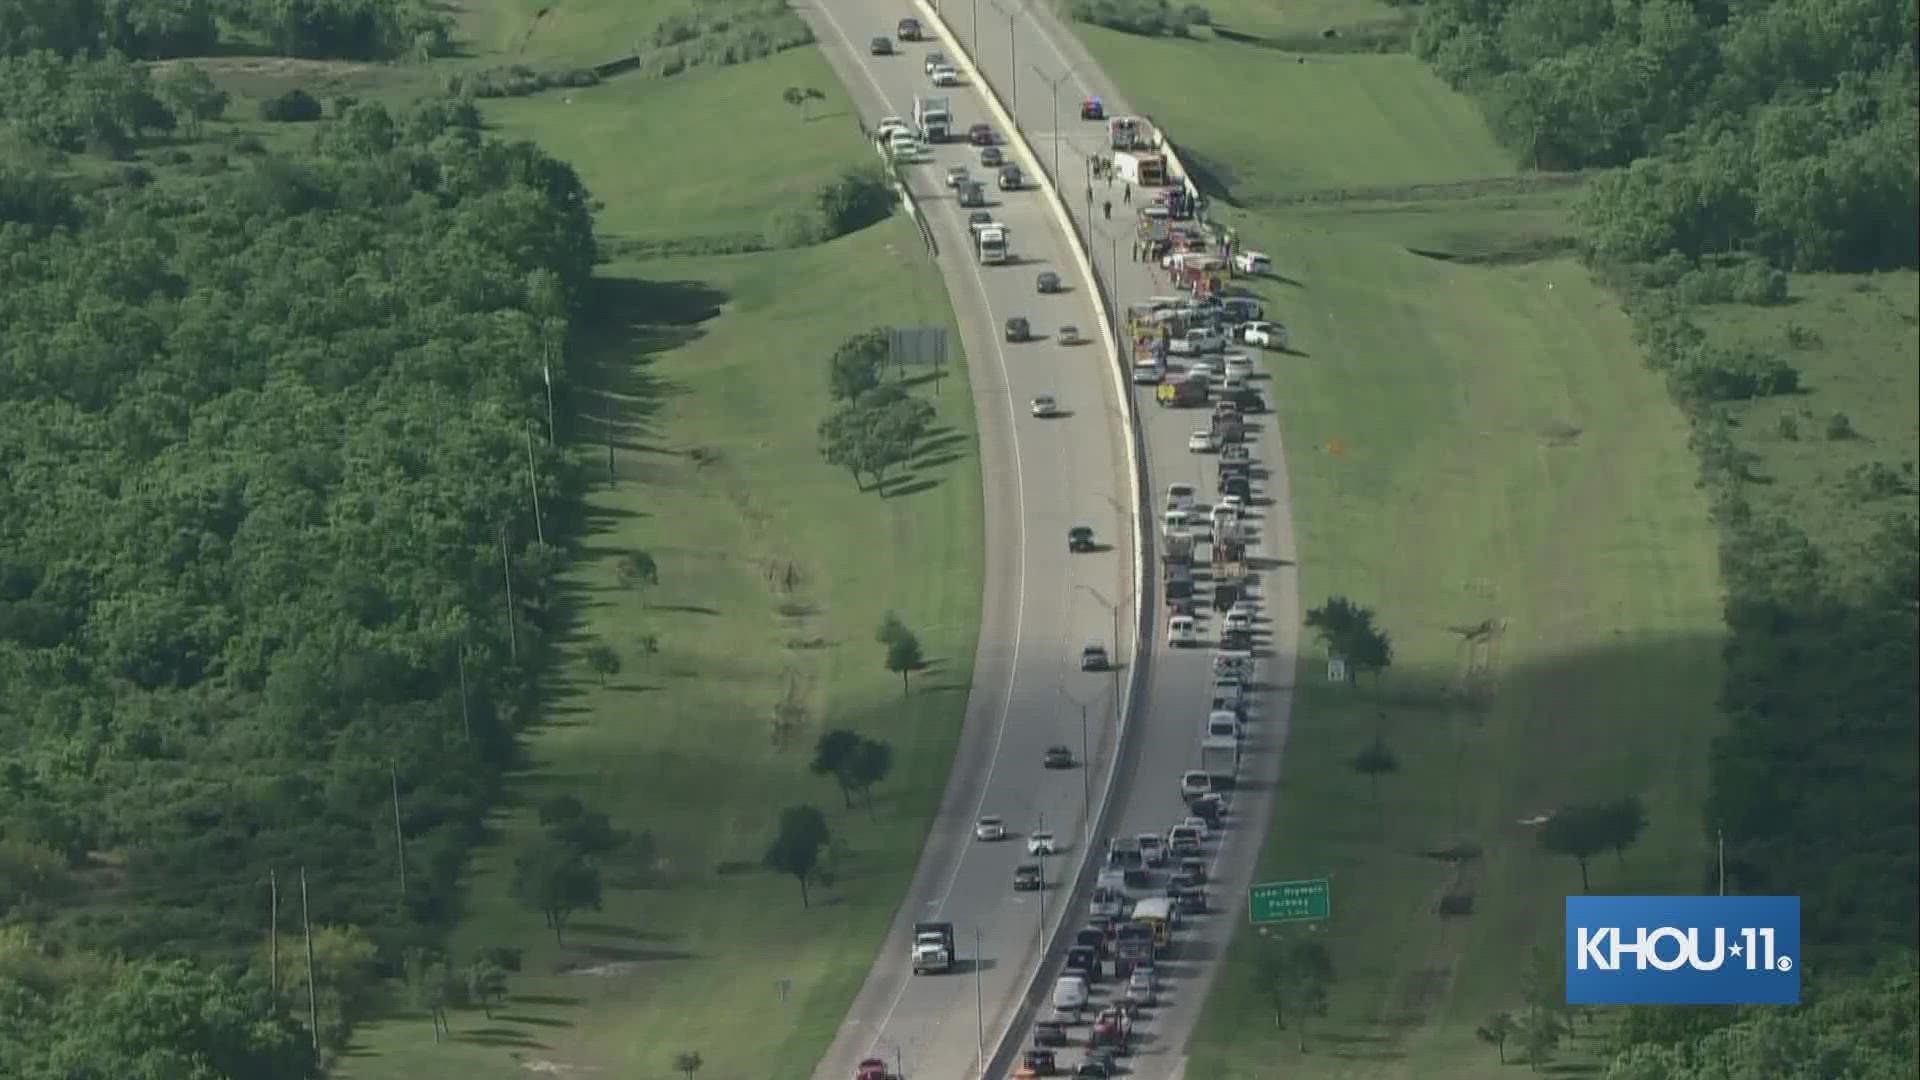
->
881 476 943 499
493 1014 575 1029
574 273 725 449
455 1027 549 1050
509 994 586 1007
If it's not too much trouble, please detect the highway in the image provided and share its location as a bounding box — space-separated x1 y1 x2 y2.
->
802 0 1305 1076
936 6 1305 1078
799 8 1147 1079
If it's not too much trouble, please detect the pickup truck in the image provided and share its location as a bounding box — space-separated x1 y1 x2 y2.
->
1167 327 1225 356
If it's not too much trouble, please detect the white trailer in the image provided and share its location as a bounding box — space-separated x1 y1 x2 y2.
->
975 224 1009 265
1201 737 1238 784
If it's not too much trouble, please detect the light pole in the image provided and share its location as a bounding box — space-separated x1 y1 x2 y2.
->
1062 685 1101 850
1076 583 1132 713
974 926 985 1077
983 0 1020 115
1032 63 1081 185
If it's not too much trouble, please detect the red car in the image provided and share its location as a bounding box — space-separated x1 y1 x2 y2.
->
968 123 995 146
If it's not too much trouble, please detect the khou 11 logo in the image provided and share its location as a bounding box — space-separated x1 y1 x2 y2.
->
1564 896 1801 1005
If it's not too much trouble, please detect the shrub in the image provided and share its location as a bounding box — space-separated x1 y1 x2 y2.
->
443 65 602 99
1844 462 1908 501
1069 0 1209 36
643 0 813 77
259 89 323 122
1668 346 1801 405
231 134 266 155
1825 412 1856 440
1776 414 1798 440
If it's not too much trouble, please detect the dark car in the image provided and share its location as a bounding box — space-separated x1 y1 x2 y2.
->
1044 744 1074 769
869 35 892 54
1080 643 1109 670
1023 1048 1058 1075
1223 475 1252 500
1232 387 1266 412
968 209 994 230
980 145 1003 167
1006 316 1031 342
1123 866 1152 889
1075 1062 1110 1079
1015 863 1044 891
1037 271 1062 293
1221 627 1254 652
1192 792 1228 821
1065 946 1102 982
969 122 995 146
1175 885 1209 914
1034 1020 1069 1047
897 16 922 39
1074 927 1109 955
1179 857 1208 884
998 164 1024 190
1068 525 1096 552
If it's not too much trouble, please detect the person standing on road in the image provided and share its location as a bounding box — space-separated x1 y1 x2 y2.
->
1123 183 1131 204
1102 201 1112 220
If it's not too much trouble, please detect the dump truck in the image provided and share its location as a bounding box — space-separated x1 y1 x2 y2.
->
913 95 952 142
912 921 956 974
974 223 1009 265
1155 378 1206 408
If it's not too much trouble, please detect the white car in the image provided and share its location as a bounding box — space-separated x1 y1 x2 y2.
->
975 816 1006 841
1219 493 1246 515
1210 504 1237 531
1187 430 1216 453
1243 321 1289 350
1126 970 1157 1005
1220 442 1251 464
1028 829 1057 855
1053 975 1089 1011
875 115 910 139
1185 361 1217 383
1169 615 1199 647
1030 395 1059 418
1166 482 1196 511
1223 607 1253 635
1235 250 1272 274
1220 375 1247 395
1223 354 1254 379
1132 360 1164 384
930 64 960 86
1182 815 1212 841
1206 710 1240 740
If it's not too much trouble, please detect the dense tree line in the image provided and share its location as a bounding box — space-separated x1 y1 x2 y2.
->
0 94 596 1063
0 0 449 61
1413 0 1918 270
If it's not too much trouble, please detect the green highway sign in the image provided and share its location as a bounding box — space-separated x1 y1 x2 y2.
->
1249 878 1331 925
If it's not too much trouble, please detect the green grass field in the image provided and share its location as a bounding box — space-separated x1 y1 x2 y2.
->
1071 32 1729 1077
1693 271 1920 582
304 4 987 1077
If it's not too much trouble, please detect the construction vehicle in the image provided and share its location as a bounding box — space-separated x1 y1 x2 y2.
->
912 921 956 974
913 95 952 142
1155 378 1206 408
974 223 1009 265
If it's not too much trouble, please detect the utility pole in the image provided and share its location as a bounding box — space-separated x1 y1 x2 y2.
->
604 393 616 482
525 428 545 546
974 926 985 1077
300 867 318 1051
456 643 471 742
1080 703 1091 849
541 337 556 447
1032 65 1080 184
269 875 281 994
390 763 408 903
500 527 519 663
1037 856 1046 939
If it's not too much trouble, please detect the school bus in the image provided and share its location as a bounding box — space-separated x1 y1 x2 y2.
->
1133 896 1176 948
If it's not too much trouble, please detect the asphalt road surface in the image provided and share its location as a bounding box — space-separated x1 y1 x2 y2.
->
884 4 1306 1078
800 9 1147 1079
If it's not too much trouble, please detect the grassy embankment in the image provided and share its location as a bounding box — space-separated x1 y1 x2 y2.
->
269 5 987 1077
1079 22 1730 1077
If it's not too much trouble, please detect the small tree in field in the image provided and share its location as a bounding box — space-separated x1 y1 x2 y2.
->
1476 1012 1516 1065
763 804 831 907
584 642 620 686
672 1050 704 1079
1537 803 1613 892
1349 737 1399 802
617 550 659 603
885 631 923 694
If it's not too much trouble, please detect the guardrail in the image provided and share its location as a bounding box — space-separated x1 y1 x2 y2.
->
874 140 942 257
906 4 1159 1076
